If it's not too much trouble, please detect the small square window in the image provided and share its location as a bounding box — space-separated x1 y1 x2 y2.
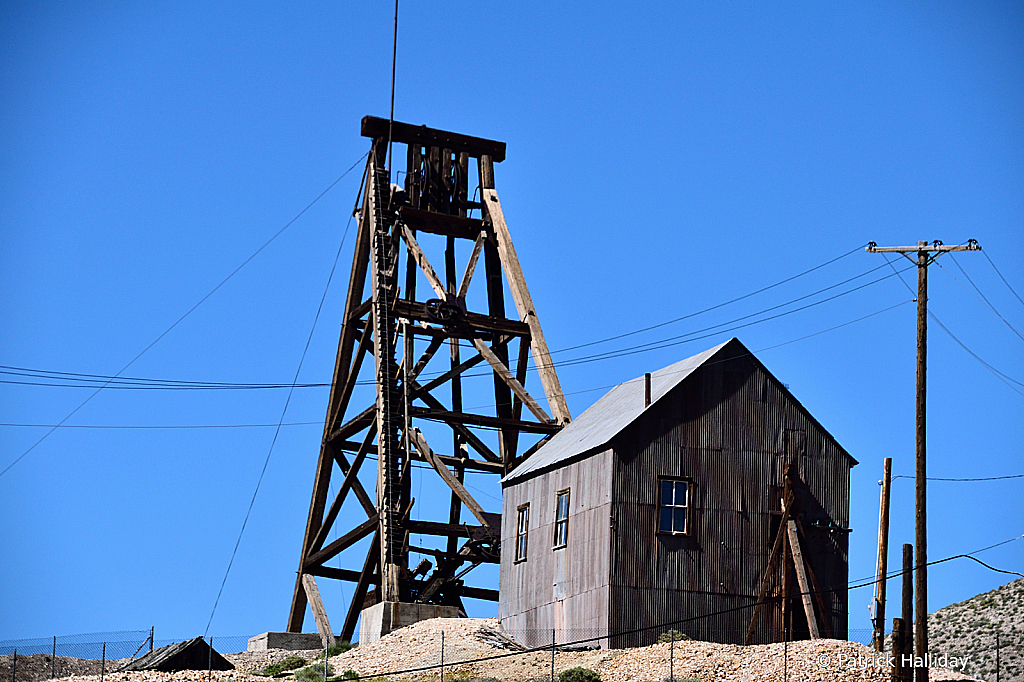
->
515 504 529 562
553 489 570 549
658 478 691 535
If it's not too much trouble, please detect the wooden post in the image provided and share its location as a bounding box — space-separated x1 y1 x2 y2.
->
787 520 821 639
302 574 337 647
867 239 981 681
902 543 914 677
914 244 929 682
891 618 904 682
873 457 893 651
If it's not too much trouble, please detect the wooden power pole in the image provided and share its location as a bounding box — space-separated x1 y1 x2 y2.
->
287 117 571 643
867 240 981 681
872 457 892 651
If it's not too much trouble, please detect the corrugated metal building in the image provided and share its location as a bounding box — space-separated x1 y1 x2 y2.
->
499 338 855 648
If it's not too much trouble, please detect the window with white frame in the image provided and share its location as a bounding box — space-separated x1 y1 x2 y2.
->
515 504 529 562
553 489 570 549
659 478 691 535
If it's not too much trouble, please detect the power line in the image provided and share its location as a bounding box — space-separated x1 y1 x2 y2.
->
0 254 905 392
938 255 1024 342
205 205 356 637
983 249 1024 308
0 298 912 431
0 153 367 480
883 253 1024 398
893 474 1024 482
552 243 867 355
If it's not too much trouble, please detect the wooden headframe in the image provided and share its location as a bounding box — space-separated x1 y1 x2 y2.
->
286 117 571 641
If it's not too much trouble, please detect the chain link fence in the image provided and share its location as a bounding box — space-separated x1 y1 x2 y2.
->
0 631 255 682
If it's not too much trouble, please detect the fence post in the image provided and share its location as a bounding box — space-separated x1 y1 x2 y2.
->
150 627 154 653
208 637 213 682
669 629 674 682
440 631 444 682
783 627 788 682
51 636 56 680
100 643 105 682
996 631 1000 682
550 629 555 682
12 648 15 682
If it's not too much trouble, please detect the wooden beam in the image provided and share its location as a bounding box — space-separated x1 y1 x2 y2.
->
311 427 377 552
787 520 822 639
333 318 373 428
398 207 483 241
341 535 379 643
328 405 375 444
301 574 336 647
472 338 552 423
392 299 531 338
457 232 487 300
399 224 447 299
406 519 493 539
407 380 501 462
304 514 378 569
795 519 834 639
410 406 560 434
409 336 445 382
306 565 363 582
328 447 376 517
745 495 795 644
360 116 506 162
480 184 571 424
409 428 491 527
459 586 500 601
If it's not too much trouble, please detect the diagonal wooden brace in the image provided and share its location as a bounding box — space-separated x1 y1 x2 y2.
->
471 338 552 424
409 427 490 527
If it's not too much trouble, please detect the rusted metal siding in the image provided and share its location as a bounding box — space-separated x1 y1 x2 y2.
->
499 448 614 646
609 350 851 646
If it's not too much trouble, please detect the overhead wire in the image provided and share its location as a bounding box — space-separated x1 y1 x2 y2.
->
0 153 368 480
938 255 1024 342
983 249 1024 308
0 251 905 391
882 253 1024 398
0 296 914 430
205 189 359 636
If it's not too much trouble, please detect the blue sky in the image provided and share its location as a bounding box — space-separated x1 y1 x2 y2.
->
1 1 1021 644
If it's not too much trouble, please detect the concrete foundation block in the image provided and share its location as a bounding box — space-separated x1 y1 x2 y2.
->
247 632 325 652
358 602 460 644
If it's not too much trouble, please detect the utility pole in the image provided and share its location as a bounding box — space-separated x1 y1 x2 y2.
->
867 239 981 682
872 457 892 652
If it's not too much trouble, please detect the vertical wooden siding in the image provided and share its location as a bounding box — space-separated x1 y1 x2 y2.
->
609 352 851 646
499 449 614 646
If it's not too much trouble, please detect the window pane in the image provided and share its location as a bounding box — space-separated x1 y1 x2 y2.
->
660 507 673 532
661 479 674 506
556 492 569 521
674 508 687 534
554 521 567 547
676 481 688 507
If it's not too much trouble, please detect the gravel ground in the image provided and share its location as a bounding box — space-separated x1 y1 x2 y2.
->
17 618 984 682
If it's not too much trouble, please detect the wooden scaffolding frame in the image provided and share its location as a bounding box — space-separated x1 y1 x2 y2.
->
286 117 571 641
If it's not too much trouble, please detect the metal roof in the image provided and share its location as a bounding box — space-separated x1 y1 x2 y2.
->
503 339 733 485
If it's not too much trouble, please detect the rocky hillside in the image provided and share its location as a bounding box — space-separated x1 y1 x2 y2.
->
928 577 1024 682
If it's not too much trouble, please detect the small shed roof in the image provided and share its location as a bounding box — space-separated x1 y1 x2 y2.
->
503 340 732 485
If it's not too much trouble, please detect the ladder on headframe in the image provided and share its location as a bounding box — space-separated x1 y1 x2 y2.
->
287 116 571 641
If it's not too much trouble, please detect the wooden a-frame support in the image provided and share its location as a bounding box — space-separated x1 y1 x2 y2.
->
287 117 570 641
745 468 833 645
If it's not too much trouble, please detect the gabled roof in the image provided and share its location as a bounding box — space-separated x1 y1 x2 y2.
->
503 340 732 485
503 337 854 485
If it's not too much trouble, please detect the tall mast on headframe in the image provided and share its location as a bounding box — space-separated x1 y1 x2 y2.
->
287 117 570 641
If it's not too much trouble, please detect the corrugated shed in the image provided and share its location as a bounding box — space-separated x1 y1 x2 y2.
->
500 338 853 648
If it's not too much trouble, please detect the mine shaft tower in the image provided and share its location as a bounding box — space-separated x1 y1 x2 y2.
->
287 117 571 641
